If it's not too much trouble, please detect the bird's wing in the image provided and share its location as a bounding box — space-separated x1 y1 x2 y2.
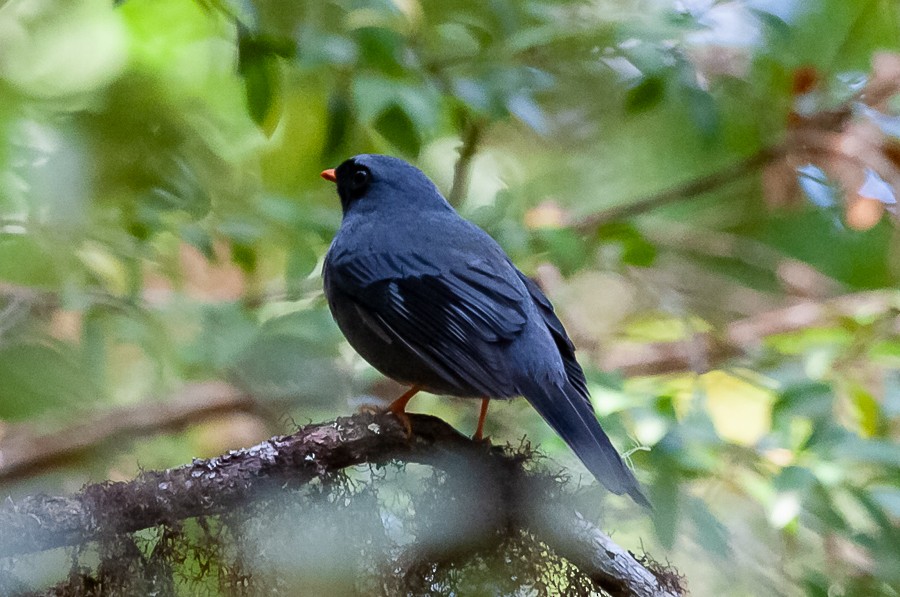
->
515 270 590 402
326 250 530 397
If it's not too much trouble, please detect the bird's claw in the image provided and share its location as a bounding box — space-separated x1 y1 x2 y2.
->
356 403 381 415
390 407 413 438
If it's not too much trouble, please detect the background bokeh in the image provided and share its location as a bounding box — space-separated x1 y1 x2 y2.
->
0 0 898 595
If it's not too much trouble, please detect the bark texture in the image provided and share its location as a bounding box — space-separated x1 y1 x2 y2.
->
0 412 683 597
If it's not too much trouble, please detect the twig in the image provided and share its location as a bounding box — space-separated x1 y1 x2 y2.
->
576 146 784 231
598 290 898 376
0 381 257 481
447 118 484 207
0 412 681 597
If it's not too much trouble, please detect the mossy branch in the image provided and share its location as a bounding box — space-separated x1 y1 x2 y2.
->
0 412 683 597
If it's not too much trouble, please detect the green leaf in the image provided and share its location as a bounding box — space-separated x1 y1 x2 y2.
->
285 242 321 296
871 339 900 363
0 235 58 288
848 384 882 437
354 27 404 76
685 496 731 556
231 242 258 274
748 8 793 40
682 86 719 141
181 224 216 260
374 104 422 157
626 75 666 113
650 456 680 548
531 228 589 276
506 92 548 135
834 437 900 468
238 26 285 134
145 156 212 219
595 222 657 267
773 382 833 423
258 308 344 354
0 342 96 420
752 210 895 290
180 303 259 371
432 23 481 59
231 334 343 404
773 466 817 494
352 75 440 135
323 90 353 162
240 53 279 130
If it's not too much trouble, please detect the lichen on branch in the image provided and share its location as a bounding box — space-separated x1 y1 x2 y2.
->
1 413 683 597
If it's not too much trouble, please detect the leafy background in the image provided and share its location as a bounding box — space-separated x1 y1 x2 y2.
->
0 0 898 595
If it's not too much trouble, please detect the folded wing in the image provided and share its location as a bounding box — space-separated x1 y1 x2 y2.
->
326 251 530 397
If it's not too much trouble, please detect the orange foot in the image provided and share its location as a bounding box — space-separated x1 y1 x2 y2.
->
387 385 421 437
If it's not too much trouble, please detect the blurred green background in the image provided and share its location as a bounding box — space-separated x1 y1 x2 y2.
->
0 0 898 595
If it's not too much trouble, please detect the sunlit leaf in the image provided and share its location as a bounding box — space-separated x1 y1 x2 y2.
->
451 77 492 113
858 104 900 138
797 164 838 208
432 23 481 59
847 383 882 437
690 371 774 446
506 92 548 135
858 169 896 205
0 235 58 288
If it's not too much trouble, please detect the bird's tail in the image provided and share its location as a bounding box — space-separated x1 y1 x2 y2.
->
519 377 651 509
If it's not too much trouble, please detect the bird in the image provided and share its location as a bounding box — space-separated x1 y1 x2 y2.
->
320 154 649 508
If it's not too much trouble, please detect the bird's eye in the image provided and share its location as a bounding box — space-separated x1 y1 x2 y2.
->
350 168 370 191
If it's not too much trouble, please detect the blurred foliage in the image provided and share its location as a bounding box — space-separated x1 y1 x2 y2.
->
0 0 899 595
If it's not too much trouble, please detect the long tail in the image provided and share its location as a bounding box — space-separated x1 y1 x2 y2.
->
519 378 651 509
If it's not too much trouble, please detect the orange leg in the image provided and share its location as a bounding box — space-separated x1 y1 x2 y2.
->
388 385 421 436
473 397 490 441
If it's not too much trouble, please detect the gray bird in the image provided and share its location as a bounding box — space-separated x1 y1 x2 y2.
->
321 154 649 507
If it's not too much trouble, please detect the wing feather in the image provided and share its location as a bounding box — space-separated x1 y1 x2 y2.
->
515 271 590 401
327 251 530 396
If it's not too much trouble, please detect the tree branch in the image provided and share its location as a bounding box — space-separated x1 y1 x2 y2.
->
0 412 681 597
0 382 258 481
447 118 484 207
532 509 683 597
575 146 784 230
598 290 898 376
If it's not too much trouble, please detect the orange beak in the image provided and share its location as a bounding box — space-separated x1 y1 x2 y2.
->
320 168 337 183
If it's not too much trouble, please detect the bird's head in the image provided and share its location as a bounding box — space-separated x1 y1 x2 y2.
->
321 154 452 217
